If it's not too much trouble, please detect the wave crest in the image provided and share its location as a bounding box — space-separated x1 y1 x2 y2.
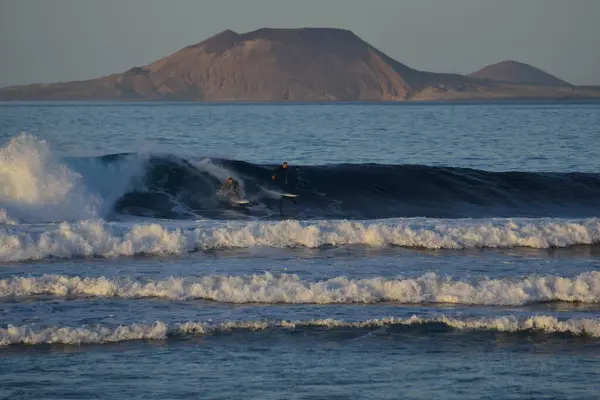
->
1 218 600 261
0 133 100 222
2 272 600 305
3 315 600 346
5 134 600 222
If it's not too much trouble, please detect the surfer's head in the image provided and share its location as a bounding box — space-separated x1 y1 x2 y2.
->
227 177 233 183
282 162 288 169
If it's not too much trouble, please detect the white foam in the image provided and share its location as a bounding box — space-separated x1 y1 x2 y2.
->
2 315 599 346
2 271 600 305
1 322 170 346
0 133 101 222
0 209 17 225
2 217 600 262
0 133 148 223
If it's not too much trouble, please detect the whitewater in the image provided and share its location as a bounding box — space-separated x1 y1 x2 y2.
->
2 133 600 264
4 315 600 346
2 101 600 399
3 217 600 262
2 271 600 305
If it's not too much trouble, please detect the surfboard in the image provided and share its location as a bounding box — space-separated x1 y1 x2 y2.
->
231 199 250 205
281 193 298 198
217 193 249 206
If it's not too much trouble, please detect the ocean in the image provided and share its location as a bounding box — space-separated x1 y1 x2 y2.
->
1 101 600 399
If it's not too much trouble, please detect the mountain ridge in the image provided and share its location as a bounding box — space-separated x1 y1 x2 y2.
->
1 28 598 102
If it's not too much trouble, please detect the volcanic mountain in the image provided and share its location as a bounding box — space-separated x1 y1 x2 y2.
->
469 60 570 86
1 28 597 101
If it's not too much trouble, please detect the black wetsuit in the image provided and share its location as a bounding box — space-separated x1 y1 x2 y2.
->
272 165 296 212
272 165 289 185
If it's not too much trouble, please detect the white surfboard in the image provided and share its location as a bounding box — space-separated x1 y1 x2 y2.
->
231 199 250 205
281 193 298 198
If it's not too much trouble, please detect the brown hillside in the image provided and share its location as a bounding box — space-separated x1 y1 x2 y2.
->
0 29 597 101
0 28 481 102
144 28 420 101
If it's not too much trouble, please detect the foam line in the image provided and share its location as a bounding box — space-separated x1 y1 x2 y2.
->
2 272 600 305
2 217 600 261
2 315 599 346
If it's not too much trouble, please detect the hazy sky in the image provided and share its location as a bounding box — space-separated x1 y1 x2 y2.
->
1 0 598 87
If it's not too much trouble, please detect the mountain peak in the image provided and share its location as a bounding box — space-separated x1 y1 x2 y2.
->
469 60 570 86
186 27 361 55
186 29 239 52
244 27 358 39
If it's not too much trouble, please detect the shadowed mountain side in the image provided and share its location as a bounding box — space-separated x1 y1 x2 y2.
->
1 28 598 101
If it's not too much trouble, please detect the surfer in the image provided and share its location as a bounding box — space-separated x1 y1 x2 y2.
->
272 161 289 183
271 161 297 213
219 177 241 198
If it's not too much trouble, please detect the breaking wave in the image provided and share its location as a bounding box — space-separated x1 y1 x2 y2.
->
3 133 600 223
116 155 600 219
2 272 600 305
2 217 600 262
0 134 144 223
3 315 600 346
0 134 100 223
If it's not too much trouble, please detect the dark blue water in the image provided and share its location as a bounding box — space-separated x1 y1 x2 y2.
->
1 101 600 399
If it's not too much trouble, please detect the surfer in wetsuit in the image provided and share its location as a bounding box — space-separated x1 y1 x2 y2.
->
271 162 297 213
272 161 289 183
219 177 241 198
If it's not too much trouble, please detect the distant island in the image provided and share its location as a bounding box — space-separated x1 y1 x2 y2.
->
468 60 570 86
1 28 599 102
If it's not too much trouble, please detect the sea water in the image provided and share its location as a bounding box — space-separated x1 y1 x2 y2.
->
1 101 600 399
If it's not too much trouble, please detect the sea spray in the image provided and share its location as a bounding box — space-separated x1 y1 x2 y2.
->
0 134 100 222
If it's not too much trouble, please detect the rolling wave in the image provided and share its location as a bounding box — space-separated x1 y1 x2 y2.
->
3 133 600 223
112 156 600 219
2 218 600 262
2 272 599 305
2 315 599 346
